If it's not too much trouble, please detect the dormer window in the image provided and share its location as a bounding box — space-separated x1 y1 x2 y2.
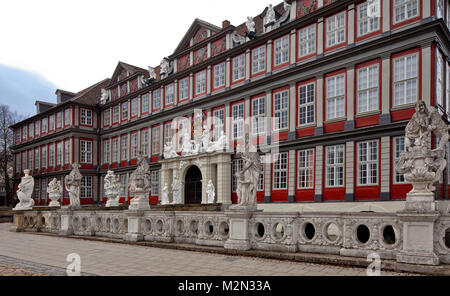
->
41 118 48 134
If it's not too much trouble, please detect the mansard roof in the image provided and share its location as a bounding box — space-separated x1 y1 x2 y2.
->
172 18 222 55
109 61 147 87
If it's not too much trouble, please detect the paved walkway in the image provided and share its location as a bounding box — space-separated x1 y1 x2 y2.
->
0 223 413 276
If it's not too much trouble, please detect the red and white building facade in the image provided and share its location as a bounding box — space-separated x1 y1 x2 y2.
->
10 0 450 212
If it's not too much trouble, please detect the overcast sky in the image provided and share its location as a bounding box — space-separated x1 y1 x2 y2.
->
0 0 267 115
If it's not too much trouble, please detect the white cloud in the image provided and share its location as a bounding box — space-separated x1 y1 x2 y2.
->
0 0 267 92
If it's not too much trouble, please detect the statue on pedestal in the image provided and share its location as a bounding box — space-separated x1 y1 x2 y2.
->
164 143 179 159
64 163 82 209
161 184 170 205
202 125 211 153
172 176 182 204
182 130 193 156
206 180 215 204
13 169 35 211
128 153 152 210
104 171 121 208
245 16 256 40
47 178 62 207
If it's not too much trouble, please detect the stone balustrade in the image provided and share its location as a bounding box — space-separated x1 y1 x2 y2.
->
11 208 450 266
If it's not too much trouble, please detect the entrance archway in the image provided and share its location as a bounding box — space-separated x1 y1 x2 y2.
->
184 166 202 204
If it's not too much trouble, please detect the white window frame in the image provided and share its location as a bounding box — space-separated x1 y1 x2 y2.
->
195 70 206 95
141 130 149 156
120 174 128 197
273 90 289 131
49 115 55 131
326 11 346 48
131 98 139 117
393 136 407 184
326 73 346 120
28 123 34 138
104 139 111 164
130 133 138 159
153 89 161 110
273 152 288 190
325 145 345 188
80 140 92 164
35 121 40 136
34 148 40 170
151 171 160 196
112 138 119 163
141 94 150 114
41 146 47 168
121 102 129 121
121 135 128 161
165 84 175 106
81 176 92 199
232 103 244 139
213 108 225 141
232 159 244 193
179 78 189 101
164 122 172 146
28 150 33 171
297 149 315 189
152 126 161 155
357 1 380 37
80 109 92 126
357 63 379 114
56 112 62 129
103 109 111 127
393 0 419 24
393 52 419 107
41 118 48 133
274 35 290 66
258 155 265 192
298 82 315 126
64 140 71 165
232 54 245 82
64 108 71 126
252 45 266 74
48 144 55 167
113 105 120 123
298 24 316 58
357 140 379 186
213 63 225 89
251 96 266 136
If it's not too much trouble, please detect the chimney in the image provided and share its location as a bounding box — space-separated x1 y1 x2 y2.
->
55 89 76 104
222 20 231 29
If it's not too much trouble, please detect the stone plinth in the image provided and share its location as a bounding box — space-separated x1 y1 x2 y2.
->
396 210 440 266
125 210 145 242
405 192 436 212
59 209 74 236
10 210 25 232
128 193 151 211
224 210 259 251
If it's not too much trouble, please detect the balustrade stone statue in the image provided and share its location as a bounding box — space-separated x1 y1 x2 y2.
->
161 184 170 205
13 169 35 211
206 180 215 204
164 143 179 159
128 153 152 210
104 171 121 208
172 176 182 205
47 178 62 207
64 163 82 209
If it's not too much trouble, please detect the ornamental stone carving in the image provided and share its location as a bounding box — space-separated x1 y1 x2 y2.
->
128 153 152 210
64 163 82 209
171 176 183 205
47 178 62 207
104 171 121 208
206 180 215 204
13 169 35 211
161 184 170 205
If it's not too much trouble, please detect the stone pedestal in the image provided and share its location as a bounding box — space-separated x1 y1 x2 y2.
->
10 211 25 232
106 199 120 208
224 210 255 251
125 211 144 242
396 210 440 266
59 210 74 236
128 193 151 211
405 192 436 212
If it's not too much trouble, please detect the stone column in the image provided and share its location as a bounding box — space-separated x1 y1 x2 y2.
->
226 58 231 88
317 18 324 55
380 136 391 200
315 145 323 202
216 156 232 206
189 73 194 101
267 40 273 73
348 4 355 45
345 141 354 201
289 83 296 136
346 67 355 130
382 0 390 33
264 159 271 203
207 66 212 95
245 49 251 81
290 29 296 65
315 76 324 135
288 150 296 202
380 54 391 124
422 44 432 107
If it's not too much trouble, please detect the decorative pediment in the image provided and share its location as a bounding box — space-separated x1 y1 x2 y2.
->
109 61 147 88
172 19 221 55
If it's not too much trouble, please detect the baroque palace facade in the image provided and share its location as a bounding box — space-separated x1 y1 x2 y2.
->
10 0 450 212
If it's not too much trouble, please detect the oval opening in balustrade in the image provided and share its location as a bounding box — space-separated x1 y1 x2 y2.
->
383 225 396 245
51 217 57 228
123 219 128 231
445 228 450 249
190 220 198 234
326 223 340 242
255 222 265 239
205 221 214 236
357 225 370 244
113 219 120 231
273 223 285 240
176 220 184 234
96 217 102 230
105 218 111 232
219 222 229 237
41 217 46 226
144 219 152 233
81 217 88 231
304 223 315 241
156 220 164 233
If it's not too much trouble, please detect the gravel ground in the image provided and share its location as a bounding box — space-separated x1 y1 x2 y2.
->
0 263 49 276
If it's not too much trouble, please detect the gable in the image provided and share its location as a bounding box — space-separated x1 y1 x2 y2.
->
108 61 147 88
172 19 221 56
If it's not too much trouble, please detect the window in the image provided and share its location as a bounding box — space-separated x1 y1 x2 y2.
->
326 73 346 120
22 126 27 140
113 105 120 123
252 96 265 135
141 130 149 156
28 123 33 138
21 152 27 171
325 145 345 188
16 154 20 173
298 82 315 126
120 83 128 97
64 109 71 126
48 144 55 167
151 171 159 196
326 11 346 48
164 123 173 146
195 70 206 95
131 98 139 117
437 0 444 18
232 159 244 192
56 112 62 129
232 103 244 139
152 126 161 155
41 179 47 200
80 140 92 164
436 51 444 109
49 115 55 131
213 63 225 89
28 150 33 171
298 24 316 58
15 129 20 144
393 0 419 24
357 140 378 186
153 89 161 110
357 64 379 113
393 52 418 106
130 133 138 159
81 176 92 198
80 109 92 126
232 54 245 82
273 90 289 131
273 152 288 190
121 135 128 161
165 84 174 106
212 108 225 141
274 35 290 66
112 138 119 163
103 140 111 164
34 180 40 200
258 155 265 192
34 149 40 169
120 174 128 197
64 140 71 164
252 45 266 74
41 118 48 133
121 102 129 121
103 109 111 127
41 146 47 168
56 142 63 166
35 121 40 136
298 149 315 189
141 94 150 114
179 78 189 101
357 1 380 37
393 136 406 184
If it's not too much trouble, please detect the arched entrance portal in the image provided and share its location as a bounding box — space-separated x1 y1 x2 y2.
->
184 166 202 204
